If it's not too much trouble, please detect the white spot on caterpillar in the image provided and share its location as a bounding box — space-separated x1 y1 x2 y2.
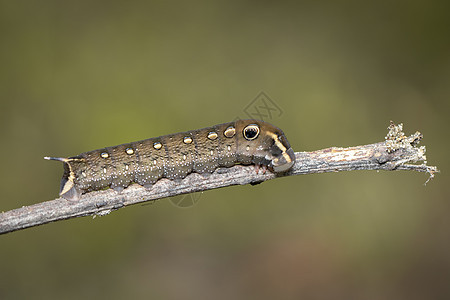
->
210 150 214 155
125 164 129 170
82 171 87 177
153 142 162 150
227 145 231 151
153 160 157 165
103 168 107 174
208 132 218 140
126 148 134 155
183 137 193 144
246 145 250 151
100 152 109 158
183 154 186 160
224 126 236 138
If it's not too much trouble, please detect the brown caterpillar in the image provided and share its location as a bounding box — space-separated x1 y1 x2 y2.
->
45 119 295 200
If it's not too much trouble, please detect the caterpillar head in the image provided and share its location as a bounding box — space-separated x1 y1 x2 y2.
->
235 120 296 172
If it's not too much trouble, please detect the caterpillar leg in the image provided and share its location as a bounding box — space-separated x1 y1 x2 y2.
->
254 164 268 175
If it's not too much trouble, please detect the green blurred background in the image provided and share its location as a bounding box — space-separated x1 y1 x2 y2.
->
1 0 449 299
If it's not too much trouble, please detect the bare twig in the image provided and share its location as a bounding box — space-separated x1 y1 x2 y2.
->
0 122 438 235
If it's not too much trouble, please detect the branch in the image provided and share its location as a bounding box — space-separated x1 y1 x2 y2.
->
0 122 438 235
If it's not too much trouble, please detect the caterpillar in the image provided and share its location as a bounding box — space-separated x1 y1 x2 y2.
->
45 119 295 201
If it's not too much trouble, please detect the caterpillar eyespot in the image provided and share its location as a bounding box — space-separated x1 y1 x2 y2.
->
45 119 295 201
243 124 260 141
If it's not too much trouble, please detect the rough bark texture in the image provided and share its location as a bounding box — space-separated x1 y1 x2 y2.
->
0 122 438 234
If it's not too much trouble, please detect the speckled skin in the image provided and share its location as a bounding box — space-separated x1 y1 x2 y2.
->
48 119 295 200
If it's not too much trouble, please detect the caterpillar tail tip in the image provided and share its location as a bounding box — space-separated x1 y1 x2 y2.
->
44 156 69 162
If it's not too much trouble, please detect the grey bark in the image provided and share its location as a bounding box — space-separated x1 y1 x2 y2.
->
0 122 438 235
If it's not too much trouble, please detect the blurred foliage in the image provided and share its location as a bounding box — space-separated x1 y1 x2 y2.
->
0 0 449 299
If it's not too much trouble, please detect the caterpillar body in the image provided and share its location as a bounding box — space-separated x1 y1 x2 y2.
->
45 119 295 200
